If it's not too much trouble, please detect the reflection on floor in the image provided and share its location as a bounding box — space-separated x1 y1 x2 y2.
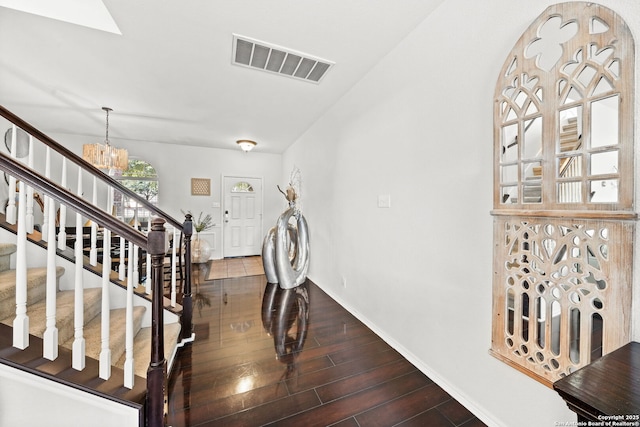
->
168 269 487 427
206 256 265 280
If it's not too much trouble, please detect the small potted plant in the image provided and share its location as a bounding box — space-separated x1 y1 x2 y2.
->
182 210 215 263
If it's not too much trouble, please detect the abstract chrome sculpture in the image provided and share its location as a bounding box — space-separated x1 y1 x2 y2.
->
262 179 310 289
261 282 309 367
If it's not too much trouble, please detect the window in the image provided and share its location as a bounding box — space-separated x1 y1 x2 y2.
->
115 159 158 227
231 181 254 193
491 2 635 385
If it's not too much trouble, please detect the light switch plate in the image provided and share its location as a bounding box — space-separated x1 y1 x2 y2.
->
377 194 391 208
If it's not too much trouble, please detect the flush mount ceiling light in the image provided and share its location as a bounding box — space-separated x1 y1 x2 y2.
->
237 139 257 152
232 34 334 84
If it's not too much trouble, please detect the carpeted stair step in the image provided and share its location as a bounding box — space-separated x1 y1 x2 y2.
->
0 243 182 379
76 305 146 368
115 322 182 377
0 286 102 346
33 287 103 345
0 243 16 273
0 266 65 322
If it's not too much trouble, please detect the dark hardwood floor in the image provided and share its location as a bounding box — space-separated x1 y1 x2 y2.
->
167 265 487 427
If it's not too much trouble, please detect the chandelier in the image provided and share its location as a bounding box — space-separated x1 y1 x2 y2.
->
83 107 128 171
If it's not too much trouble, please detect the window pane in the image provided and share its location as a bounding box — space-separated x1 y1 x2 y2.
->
501 186 518 204
523 118 542 159
591 95 619 148
590 150 618 176
232 181 254 192
591 313 603 361
523 161 541 180
558 155 582 178
558 106 582 153
558 182 582 203
502 124 518 163
507 289 515 335
536 297 546 349
501 164 518 184
590 179 618 203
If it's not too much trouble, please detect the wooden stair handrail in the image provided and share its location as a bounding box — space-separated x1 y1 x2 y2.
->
0 105 182 230
0 151 147 248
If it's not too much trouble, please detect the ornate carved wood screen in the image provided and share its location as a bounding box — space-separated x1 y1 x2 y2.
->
490 2 635 386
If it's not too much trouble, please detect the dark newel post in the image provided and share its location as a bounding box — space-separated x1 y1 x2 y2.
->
146 218 167 427
181 214 194 342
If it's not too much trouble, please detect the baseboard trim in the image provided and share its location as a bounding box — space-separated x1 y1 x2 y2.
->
177 333 195 348
307 277 500 427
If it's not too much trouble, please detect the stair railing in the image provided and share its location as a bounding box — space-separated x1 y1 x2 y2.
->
0 106 195 427
0 106 194 345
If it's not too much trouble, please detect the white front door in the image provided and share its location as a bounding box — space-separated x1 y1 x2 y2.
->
223 176 263 257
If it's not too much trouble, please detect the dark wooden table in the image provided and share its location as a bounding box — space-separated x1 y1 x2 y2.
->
554 341 640 423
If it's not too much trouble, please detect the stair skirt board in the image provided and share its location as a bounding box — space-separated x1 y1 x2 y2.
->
0 321 182 419
0 323 147 411
0 361 141 427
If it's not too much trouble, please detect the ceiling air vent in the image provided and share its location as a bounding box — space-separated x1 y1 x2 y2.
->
232 34 334 84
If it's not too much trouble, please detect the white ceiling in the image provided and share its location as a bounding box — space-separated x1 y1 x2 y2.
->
0 1 445 154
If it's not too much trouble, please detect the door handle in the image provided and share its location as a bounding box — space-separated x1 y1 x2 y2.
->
224 210 229 223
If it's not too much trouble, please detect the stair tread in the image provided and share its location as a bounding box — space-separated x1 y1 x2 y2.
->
115 322 182 377
0 243 16 271
73 306 147 366
0 287 102 345
0 243 16 255
0 267 65 318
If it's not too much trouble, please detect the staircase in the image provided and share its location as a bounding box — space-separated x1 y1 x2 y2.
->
0 239 181 421
0 105 196 426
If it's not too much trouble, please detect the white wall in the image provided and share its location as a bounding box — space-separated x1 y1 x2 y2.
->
54 135 283 260
0 363 139 427
283 1 640 426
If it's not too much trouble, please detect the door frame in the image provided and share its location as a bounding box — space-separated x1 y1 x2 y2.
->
221 174 264 258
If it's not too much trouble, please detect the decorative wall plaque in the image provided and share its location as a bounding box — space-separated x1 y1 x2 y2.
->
191 178 211 196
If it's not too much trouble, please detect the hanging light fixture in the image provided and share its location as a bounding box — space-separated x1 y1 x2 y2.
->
83 107 129 171
236 139 257 152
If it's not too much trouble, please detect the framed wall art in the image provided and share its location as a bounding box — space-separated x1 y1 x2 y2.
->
191 178 211 196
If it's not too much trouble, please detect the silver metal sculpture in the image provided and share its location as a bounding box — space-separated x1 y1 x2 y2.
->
261 281 309 366
262 180 310 289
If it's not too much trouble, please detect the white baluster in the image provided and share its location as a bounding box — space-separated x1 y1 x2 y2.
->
25 135 34 233
13 180 28 349
132 210 139 287
41 148 51 242
119 236 126 281
72 168 85 370
57 158 67 250
6 125 17 224
132 243 139 288
99 188 113 380
43 196 58 360
171 226 178 307
123 239 135 389
90 176 98 265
